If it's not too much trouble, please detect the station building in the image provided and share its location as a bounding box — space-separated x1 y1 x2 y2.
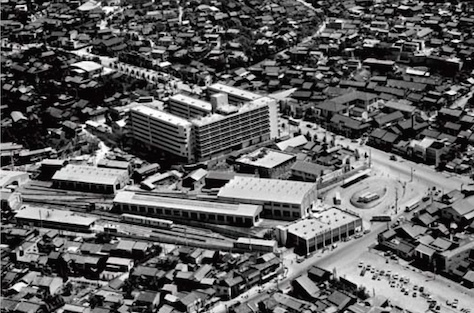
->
217 176 317 220
52 164 129 194
113 191 262 227
14 205 98 233
276 208 363 255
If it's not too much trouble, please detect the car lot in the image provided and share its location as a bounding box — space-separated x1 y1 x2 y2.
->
338 251 474 313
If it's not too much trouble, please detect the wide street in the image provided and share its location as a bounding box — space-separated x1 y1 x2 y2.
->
211 118 474 313
292 119 473 193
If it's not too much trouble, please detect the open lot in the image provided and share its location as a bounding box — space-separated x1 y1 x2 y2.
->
336 250 474 313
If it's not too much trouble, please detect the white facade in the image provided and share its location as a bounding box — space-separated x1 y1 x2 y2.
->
130 106 195 162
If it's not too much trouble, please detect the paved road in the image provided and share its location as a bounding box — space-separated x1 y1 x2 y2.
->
211 225 383 313
296 120 472 193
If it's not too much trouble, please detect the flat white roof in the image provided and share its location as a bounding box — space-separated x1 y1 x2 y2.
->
236 148 295 169
287 208 361 240
191 97 272 127
218 176 316 205
131 105 192 127
0 170 29 188
208 83 262 101
15 205 97 226
52 164 127 185
276 135 308 151
236 237 277 247
114 191 261 217
71 61 103 73
170 94 212 112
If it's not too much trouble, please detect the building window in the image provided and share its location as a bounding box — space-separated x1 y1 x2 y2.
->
292 212 300 218
174 210 180 216
283 211 290 217
165 209 171 215
140 206 146 213
209 214 216 220
191 212 198 219
217 215 224 221
182 211 189 218
131 205 138 212
274 210 281 217
156 208 163 215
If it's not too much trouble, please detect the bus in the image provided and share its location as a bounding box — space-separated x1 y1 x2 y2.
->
333 192 341 205
371 215 392 222
405 200 419 212
289 118 300 126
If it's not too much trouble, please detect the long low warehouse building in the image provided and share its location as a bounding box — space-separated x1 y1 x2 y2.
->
14 205 98 233
217 176 318 220
276 207 363 255
113 191 262 227
52 164 129 194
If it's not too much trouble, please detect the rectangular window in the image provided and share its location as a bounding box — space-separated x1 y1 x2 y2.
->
131 205 138 212
174 210 181 216
292 212 300 218
182 211 189 218
209 214 216 220
283 211 290 217
217 215 224 221
156 208 163 215
191 212 198 219
165 209 171 215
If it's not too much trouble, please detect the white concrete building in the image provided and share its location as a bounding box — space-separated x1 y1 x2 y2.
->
129 105 194 162
217 176 318 220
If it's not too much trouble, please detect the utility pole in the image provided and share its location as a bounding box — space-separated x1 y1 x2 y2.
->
395 187 398 214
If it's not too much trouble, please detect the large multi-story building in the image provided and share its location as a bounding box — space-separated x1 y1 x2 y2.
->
168 94 212 119
207 83 262 104
128 86 278 162
129 105 194 162
217 176 318 220
192 96 278 160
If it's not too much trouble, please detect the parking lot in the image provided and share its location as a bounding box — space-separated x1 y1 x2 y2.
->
338 251 474 313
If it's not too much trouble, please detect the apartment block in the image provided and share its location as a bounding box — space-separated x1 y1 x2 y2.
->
192 97 278 160
130 106 194 162
168 94 212 119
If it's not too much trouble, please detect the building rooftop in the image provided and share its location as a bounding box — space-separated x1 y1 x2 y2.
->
208 83 262 101
191 96 275 126
236 148 295 169
217 176 316 205
131 105 192 127
169 94 212 112
14 205 97 226
287 208 360 240
114 191 261 217
291 161 329 176
0 170 29 188
276 135 308 151
70 61 103 73
52 164 128 185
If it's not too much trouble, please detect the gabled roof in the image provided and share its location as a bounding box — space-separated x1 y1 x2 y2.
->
330 114 370 130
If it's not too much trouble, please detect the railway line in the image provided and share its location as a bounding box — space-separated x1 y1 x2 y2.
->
17 182 236 248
